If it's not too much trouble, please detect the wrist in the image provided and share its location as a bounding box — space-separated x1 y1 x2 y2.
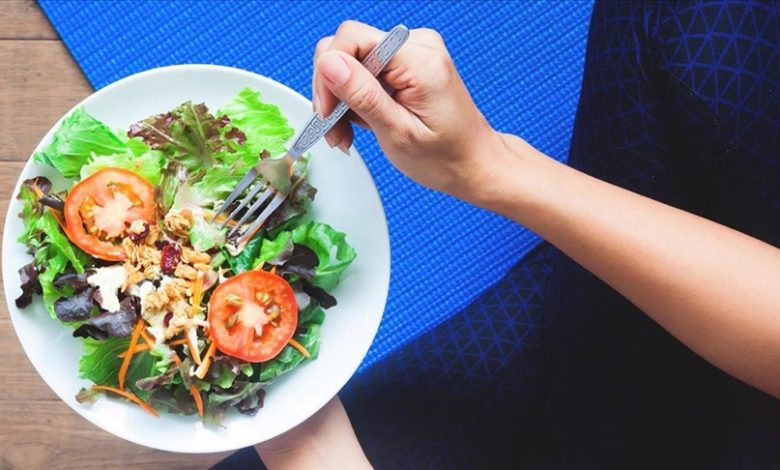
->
451 130 531 208
463 131 568 225
445 128 502 204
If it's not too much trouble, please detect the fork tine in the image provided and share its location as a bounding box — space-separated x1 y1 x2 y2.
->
236 192 287 247
218 182 265 229
227 187 274 238
210 167 259 221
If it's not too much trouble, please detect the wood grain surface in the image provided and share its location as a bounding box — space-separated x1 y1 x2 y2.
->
0 2 232 468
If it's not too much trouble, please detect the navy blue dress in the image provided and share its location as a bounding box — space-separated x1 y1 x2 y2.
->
215 1 780 468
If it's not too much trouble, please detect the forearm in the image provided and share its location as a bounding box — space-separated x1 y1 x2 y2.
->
256 397 371 470
469 132 780 398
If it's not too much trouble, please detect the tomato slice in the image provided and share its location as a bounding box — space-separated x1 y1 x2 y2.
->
64 168 156 261
208 270 298 363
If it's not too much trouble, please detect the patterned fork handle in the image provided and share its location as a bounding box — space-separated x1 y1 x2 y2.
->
287 24 410 158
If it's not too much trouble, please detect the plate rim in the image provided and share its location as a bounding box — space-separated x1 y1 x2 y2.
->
1 63 391 453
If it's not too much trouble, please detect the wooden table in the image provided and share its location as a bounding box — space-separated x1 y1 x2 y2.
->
0 3 231 468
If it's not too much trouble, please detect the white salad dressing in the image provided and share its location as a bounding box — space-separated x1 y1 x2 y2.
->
128 281 165 343
127 280 156 314
87 265 126 313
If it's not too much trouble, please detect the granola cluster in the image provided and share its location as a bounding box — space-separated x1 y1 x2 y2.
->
144 278 201 339
164 209 193 238
121 210 214 339
122 223 163 288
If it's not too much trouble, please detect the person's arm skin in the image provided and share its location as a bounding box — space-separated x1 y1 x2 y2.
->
486 135 780 397
311 21 780 399
255 396 371 469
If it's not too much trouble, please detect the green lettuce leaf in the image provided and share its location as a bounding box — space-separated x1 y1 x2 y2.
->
78 337 128 386
17 189 91 317
254 222 356 290
17 179 48 251
127 345 173 400
28 211 91 317
158 163 190 214
292 222 356 290
299 302 326 325
256 231 292 265
188 214 226 252
78 337 173 400
223 231 264 273
193 163 248 201
40 211 89 273
259 307 325 382
148 384 199 415
37 249 71 318
33 108 132 178
265 178 316 234
116 130 151 156
211 364 239 389
206 356 254 390
218 88 294 157
80 150 166 185
128 102 244 171
204 380 268 425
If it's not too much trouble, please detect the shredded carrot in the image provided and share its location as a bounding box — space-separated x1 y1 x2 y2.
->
191 273 204 314
140 329 155 346
288 338 311 358
92 385 159 417
270 266 277 275
186 333 202 365
171 353 182 365
195 341 218 380
168 337 189 347
118 320 146 390
117 338 187 358
31 183 45 198
190 385 204 417
169 350 204 417
204 211 238 227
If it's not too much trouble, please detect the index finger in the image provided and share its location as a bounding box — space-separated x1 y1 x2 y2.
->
313 21 388 120
327 20 386 60
315 21 407 117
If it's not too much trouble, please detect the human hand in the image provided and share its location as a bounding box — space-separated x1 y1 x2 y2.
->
312 21 503 200
255 396 371 470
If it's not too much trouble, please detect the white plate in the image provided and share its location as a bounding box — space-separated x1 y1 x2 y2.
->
1 65 390 453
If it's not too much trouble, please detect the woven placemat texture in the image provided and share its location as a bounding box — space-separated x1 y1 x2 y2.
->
39 0 593 368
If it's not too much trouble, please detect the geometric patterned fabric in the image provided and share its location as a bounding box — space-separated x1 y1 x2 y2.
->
341 1 780 467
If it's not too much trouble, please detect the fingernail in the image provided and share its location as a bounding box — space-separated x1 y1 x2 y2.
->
319 52 351 86
312 94 320 115
325 134 336 148
337 143 351 156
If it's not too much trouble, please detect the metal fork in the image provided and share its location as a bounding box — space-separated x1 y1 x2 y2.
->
211 24 410 249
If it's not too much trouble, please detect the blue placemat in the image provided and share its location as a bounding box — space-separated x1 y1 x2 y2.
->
39 0 593 370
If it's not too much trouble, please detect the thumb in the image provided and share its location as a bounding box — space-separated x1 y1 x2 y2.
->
316 50 402 132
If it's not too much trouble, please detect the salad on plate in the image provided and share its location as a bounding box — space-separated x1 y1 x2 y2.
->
14 87 355 424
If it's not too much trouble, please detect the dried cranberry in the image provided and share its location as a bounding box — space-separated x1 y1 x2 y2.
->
127 222 150 244
154 240 168 250
160 243 182 274
163 311 173 327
